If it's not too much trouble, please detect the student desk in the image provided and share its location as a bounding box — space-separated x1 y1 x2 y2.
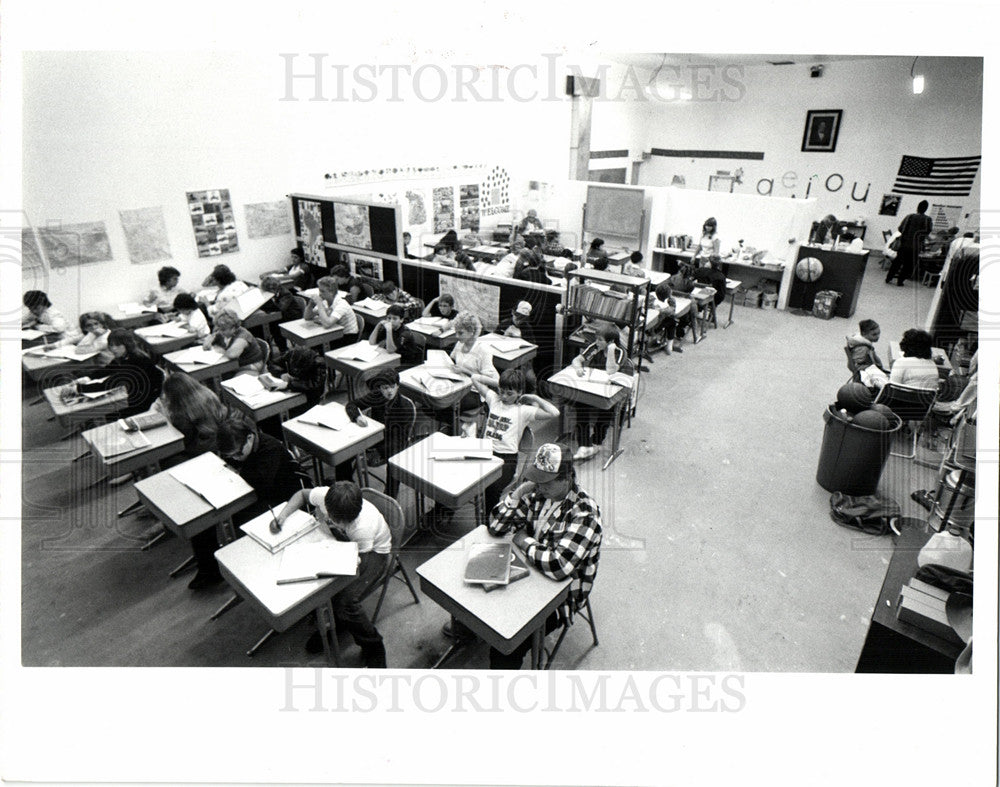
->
887 342 954 378
721 279 741 329
351 302 388 331
162 347 239 391
398 364 473 435
22 349 82 384
547 366 632 470
134 454 256 573
214 530 355 666
114 309 160 330
324 341 401 401
281 402 384 487
241 308 283 338
219 375 307 425
466 245 507 262
43 383 129 432
134 324 198 359
688 286 717 343
416 525 572 669
21 330 60 350
478 333 538 372
278 318 344 353
407 320 458 351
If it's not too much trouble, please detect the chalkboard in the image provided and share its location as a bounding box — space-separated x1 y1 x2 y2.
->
584 185 644 239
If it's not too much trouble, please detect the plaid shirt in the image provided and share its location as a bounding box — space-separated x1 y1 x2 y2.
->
488 481 602 613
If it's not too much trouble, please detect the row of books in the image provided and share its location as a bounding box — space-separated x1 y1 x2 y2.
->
568 285 635 323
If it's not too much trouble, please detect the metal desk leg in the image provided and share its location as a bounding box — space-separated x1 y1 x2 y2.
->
602 402 625 471
474 494 483 528
451 403 461 436
530 628 544 670
247 628 277 657
723 292 736 328
141 526 168 550
169 556 196 578
211 593 243 621
355 450 371 489
317 601 341 667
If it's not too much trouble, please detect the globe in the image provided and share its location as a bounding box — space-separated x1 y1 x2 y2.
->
796 256 823 282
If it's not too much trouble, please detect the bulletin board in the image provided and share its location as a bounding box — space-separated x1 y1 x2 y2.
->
583 185 645 240
290 193 402 259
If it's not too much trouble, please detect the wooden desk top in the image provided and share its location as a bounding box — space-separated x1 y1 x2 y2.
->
43 383 129 418
407 320 458 348
242 309 284 331
324 341 401 376
22 351 80 380
114 310 160 330
281 402 385 465
135 325 199 357
398 364 473 409
215 530 355 632
416 525 571 654
81 420 185 473
278 318 345 346
546 366 631 411
387 433 503 510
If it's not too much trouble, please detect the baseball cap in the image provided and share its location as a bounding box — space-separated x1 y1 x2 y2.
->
524 442 572 483
515 301 533 316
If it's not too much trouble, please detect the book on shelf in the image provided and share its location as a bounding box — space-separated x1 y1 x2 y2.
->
464 542 513 586
241 509 320 555
276 539 359 584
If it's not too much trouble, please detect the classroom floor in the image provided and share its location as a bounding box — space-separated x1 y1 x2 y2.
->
20 259 943 670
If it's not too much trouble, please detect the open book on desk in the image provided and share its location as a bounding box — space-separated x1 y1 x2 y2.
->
91 426 152 457
295 403 352 430
332 342 382 363
241 509 320 555
551 368 634 389
119 302 158 316
353 298 389 316
26 345 101 362
478 335 533 355
221 374 290 406
428 433 493 461
276 539 359 584
168 452 251 509
169 347 224 366
136 322 190 338
410 317 454 335
119 411 168 432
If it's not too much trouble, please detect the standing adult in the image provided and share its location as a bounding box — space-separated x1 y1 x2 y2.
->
886 200 933 286
691 217 721 264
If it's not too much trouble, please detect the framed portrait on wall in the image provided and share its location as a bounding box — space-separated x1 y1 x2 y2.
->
801 109 843 152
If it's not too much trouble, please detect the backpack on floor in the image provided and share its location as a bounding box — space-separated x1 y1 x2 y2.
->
829 492 900 536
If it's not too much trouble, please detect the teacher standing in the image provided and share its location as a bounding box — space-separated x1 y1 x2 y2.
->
691 217 721 264
886 200 932 287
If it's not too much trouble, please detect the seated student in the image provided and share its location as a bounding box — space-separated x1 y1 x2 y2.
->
693 256 728 306
171 293 211 339
847 319 888 385
585 238 609 270
889 328 941 391
157 373 230 589
22 290 72 336
667 263 696 295
432 244 456 266
285 247 315 290
514 250 552 285
52 311 117 364
305 276 360 346
76 328 164 418
471 368 560 512
329 265 373 305
490 238 525 278
368 305 422 368
216 411 302 525
498 301 537 346
346 369 417 493
452 250 477 272
201 264 250 318
571 321 634 460
422 293 458 323
374 280 421 322
271 481 390 667
142 266 184 311
450 312 500 433
203 310 265 373
264 344 326 410
260 275 304 352
648 282 683 355
438 229 459 252
518 209 545 236
402 231 417 260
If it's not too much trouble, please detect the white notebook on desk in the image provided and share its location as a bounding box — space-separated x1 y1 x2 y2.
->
353 298 389 316
170 347 222 365
241 509 319 555
428 433 493 461
295 403 352 430
168 453 249 509
276 539 359 584
334 343 381 363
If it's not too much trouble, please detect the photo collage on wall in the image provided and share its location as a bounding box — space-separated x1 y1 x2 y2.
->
459 184 480 231
297 199 325 266
187 189 239 257
432 186 456 232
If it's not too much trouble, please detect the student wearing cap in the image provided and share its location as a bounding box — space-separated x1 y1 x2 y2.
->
485 441 603 669
499 301 537 347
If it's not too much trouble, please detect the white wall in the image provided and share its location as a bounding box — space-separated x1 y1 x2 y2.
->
616 57 983 246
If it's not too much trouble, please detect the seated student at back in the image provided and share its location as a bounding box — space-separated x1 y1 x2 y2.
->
264 345 326 411
368 304 422 368
422 293 458 324
585 238 609 270
346 368 417 496
201 264 250 318
490 238 525 278
305 276 360 347
499 301 537 346
374 280 421 321
23 290 73 336
693 257 728 307
51 311 117 364
330 264 374 304
260 275 304 352
76 328 164 417
271 481 390 667
514 250 552 285
649 282 684 355
889 328 941 391
571 321 634 460
143 266 184 311
171 293 211 339
203 310 265 373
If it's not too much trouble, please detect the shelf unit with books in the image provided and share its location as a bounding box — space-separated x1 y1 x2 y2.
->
563 267 650 361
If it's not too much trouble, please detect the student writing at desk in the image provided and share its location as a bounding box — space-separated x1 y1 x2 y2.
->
585 238 609 270
23 290 72 336
272 481 390 667
259 275 304 352
571 322 634 461
203 310 265 374
374 280 421 322
143 266 184 311
50 312 117 365
264 345 326 411
346 368 417 497
171 294 211 339
330 264 374 305
422 293 458 323
76 329 164 418
368 305 422 368
483 442 603 669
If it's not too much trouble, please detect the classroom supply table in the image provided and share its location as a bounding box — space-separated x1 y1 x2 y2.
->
477 333 538 372
650 247 695 274
416 525 572 669
387 433 503 529
214 528 355 666
887 341 954 378
134 323 198 359
546 365 632 470
219 374 307 424
162 346 239 391
406 318 458 350
398 363 473 435
281 401 385 487
134 453 256 575
324 341 401 401
278 318 344 352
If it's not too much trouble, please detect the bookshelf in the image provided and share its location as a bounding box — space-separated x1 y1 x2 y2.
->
563 267 650 360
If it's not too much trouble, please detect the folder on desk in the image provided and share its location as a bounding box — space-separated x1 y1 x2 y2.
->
168 453 249 509
464 542 512 586
94 426 152 457
428 433 493 461
241 509 320 555
483 550 530 592
276 539 359 584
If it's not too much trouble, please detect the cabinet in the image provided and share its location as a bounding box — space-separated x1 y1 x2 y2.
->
563 268 650 360
789 245 870 318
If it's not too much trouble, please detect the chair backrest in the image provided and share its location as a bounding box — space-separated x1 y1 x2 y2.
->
882 229 893 245
844 342 860 374
294 295 310 316
360 488 406 558
354 309 365 335
255 337 270 368
874 382 938 422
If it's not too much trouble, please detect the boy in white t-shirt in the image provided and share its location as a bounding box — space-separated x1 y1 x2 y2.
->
273 481 390 667
171 293 211 338
471 368 560 512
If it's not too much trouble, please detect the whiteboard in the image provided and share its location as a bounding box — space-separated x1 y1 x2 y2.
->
584 185 644 239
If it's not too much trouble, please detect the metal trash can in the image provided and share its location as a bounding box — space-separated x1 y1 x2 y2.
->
816 405 902 495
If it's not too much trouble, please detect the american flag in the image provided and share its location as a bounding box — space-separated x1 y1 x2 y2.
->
891 155 980 196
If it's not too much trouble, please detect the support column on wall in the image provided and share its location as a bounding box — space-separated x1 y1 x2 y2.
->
567 75 601 181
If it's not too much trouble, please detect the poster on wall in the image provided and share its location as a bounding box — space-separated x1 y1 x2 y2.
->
459 184 480 231
334 202 373 250
119 206 172 264
438 272 499 330
22 228 46 292
931 204 962 231
481 166 511 217
433 186 456 232
349 253 383 280
297 199 325 266
187 189 239 257
878 194 901 216
244 201 292 239
37 221 113 267
406 190 427 225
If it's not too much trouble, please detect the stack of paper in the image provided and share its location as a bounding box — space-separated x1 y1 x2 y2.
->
28 346 101 362
241 509 320 555
221 374 268 398
416 369 466 390
428 433 493 461
295 403 352 430
119 302 157 315
353 298 389 316
480 336 533 354
119 411 168 432
168 453 250 509
464 542 512 586
170 347 223 366
411 317 451 331
276 539 359 584
425 349 453 367
334 343 381 363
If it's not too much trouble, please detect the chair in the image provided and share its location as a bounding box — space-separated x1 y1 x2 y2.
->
844 342 861 383
874 382 940 459
359 488 420 622
880 230 895 270
543 596 599 669
255 337 270 369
